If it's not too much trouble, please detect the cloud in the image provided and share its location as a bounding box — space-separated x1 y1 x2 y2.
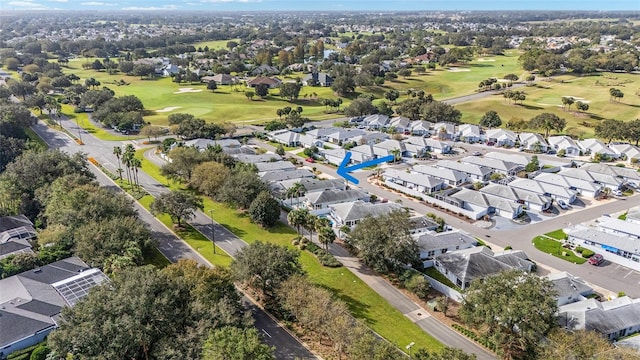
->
47 0 68 2
121 4 179 10
7 1 48 8
81 1 114 5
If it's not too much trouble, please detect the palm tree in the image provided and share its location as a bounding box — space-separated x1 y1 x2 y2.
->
285 182 306 207
130 157 141 189
123 144 136 186
287 208 309 236
304 213 319 242
315 217 333 250
113 146 123 180
390 148 401 163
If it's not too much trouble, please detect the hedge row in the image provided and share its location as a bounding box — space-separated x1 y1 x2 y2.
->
451 324 496 351
575 247 595 258
294 239 342 268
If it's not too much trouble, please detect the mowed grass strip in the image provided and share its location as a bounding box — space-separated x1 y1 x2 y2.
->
24 127 48 149
532 236 586 264
60 104 143 141
134 149 444 352
544 229 567 240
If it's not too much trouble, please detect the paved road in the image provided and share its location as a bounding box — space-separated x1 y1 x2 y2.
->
30 120 318 360
260 139 640 298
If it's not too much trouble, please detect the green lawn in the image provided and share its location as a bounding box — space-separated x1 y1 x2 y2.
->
60 104 143 141
532 236 587 264
618 212 628 220
544 229 567 240
132 150 444 353
24 127 48 149
457 72 640 138
142 246 171 268
192 39 240 50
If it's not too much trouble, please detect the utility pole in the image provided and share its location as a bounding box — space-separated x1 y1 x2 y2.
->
208 209 216 254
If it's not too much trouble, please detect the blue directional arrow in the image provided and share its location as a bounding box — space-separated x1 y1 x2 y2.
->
337 152 395 185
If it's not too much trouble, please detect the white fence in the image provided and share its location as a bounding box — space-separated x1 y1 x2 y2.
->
424 275 464 303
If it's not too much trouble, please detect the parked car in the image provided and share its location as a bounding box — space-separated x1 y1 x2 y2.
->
305 158 315 163
588 254 604 266
472 151 482 156
626 181 638 189
612 190 623 196
557 199 571 210
486 141 495 146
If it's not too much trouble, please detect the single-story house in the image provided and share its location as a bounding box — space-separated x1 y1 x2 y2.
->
387 116 412 133
408 216 440 235
479 183 552 212
362 114 390 130
325 129 367 145
484 128 517 147
161 64 180 77
546 272 594 306
533 172 603 198
306 127 342 141
268 130 306 147
508 178 577 204
247 76 282 89
372 139 408 158
182 138 242 152
412 165 469 186
484 152 530 167
434 246 534 290
255 161 296 174
0 257 109 358
457 124 483 143
433 122 456 140
449 188 524 219
0 238 33 260
202 73 239 85
302 72 334 87
320 148 348 166
625 206 640 225
559 296 640 341
566 227 640 267
548 136 581 157
234 153 282 164
404 137 452 154
436 160 493 182
609 143 640 164
518 132 549 153
271 178 346 198
597 217 640 240
578 139 619 159
409 120 433 136
0 215 37 244
559 168 624 191
329 201 402 228
460 156 524 176
414 230 477 267
306 189 370 214
382 168 446 194
353 132 390 145
580 163 640 184
250 64 280 76
259 168 315 183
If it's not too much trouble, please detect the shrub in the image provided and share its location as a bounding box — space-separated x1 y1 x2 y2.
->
581 249 595 258
618 291 626 297
504 245 512 250
575 246 585 254
29 345 49 360
291 239 300 246
319 254 342 267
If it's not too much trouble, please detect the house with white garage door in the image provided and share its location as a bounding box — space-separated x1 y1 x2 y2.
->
508 178 577 204
533 172 603 198
479 183 552 212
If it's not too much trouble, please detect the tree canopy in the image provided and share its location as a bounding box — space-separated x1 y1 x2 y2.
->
151 190 204 227
459 270 558 359
346 210 419 274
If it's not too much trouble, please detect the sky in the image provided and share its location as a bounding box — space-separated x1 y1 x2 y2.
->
2 0 639 12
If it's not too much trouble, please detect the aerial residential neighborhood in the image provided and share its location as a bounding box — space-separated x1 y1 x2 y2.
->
1 3 640 360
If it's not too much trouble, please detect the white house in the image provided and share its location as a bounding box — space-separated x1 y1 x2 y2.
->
382 168 446 195
412 165 469 186
432 122 456 140
460 156 524 176
546 272 594 306
404 137 452 154
566 227 640 270
578 139 619 159
533 172 603 198
414 230 477 267
409 120 433 136
328 201 402 228
372 139 407 158
362 114 390 130
609 143 640 164
508 178 577 204
597 217 640 240
457 124 483 143
449 188 524 219
518 132 549 153
485 128 517 147
479 183 552 212
306 189 370 215
387 116 412 133
548 136 581 157
580 163 640 184
559 168 624 191
559 296 640 341
434 247 534 289
436 160 493 182
485 152 530 167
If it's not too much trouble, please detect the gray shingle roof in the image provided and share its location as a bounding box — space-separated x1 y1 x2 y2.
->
437 160 492 177
306 189 369 206
234 153 282 164
330 201 402 223
413 165 467 183
414 230 477 252
0 257 108 352
255 161 296 173
260 168 314 183
568 228 640 255
546 272 593 298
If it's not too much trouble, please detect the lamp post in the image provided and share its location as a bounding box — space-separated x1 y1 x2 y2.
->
208 209 216 254
406 342 415 358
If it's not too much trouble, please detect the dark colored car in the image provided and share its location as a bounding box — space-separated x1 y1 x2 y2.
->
588 254 604 266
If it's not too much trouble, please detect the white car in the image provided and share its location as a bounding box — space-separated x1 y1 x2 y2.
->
612 190 623 197
557 199 571 210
